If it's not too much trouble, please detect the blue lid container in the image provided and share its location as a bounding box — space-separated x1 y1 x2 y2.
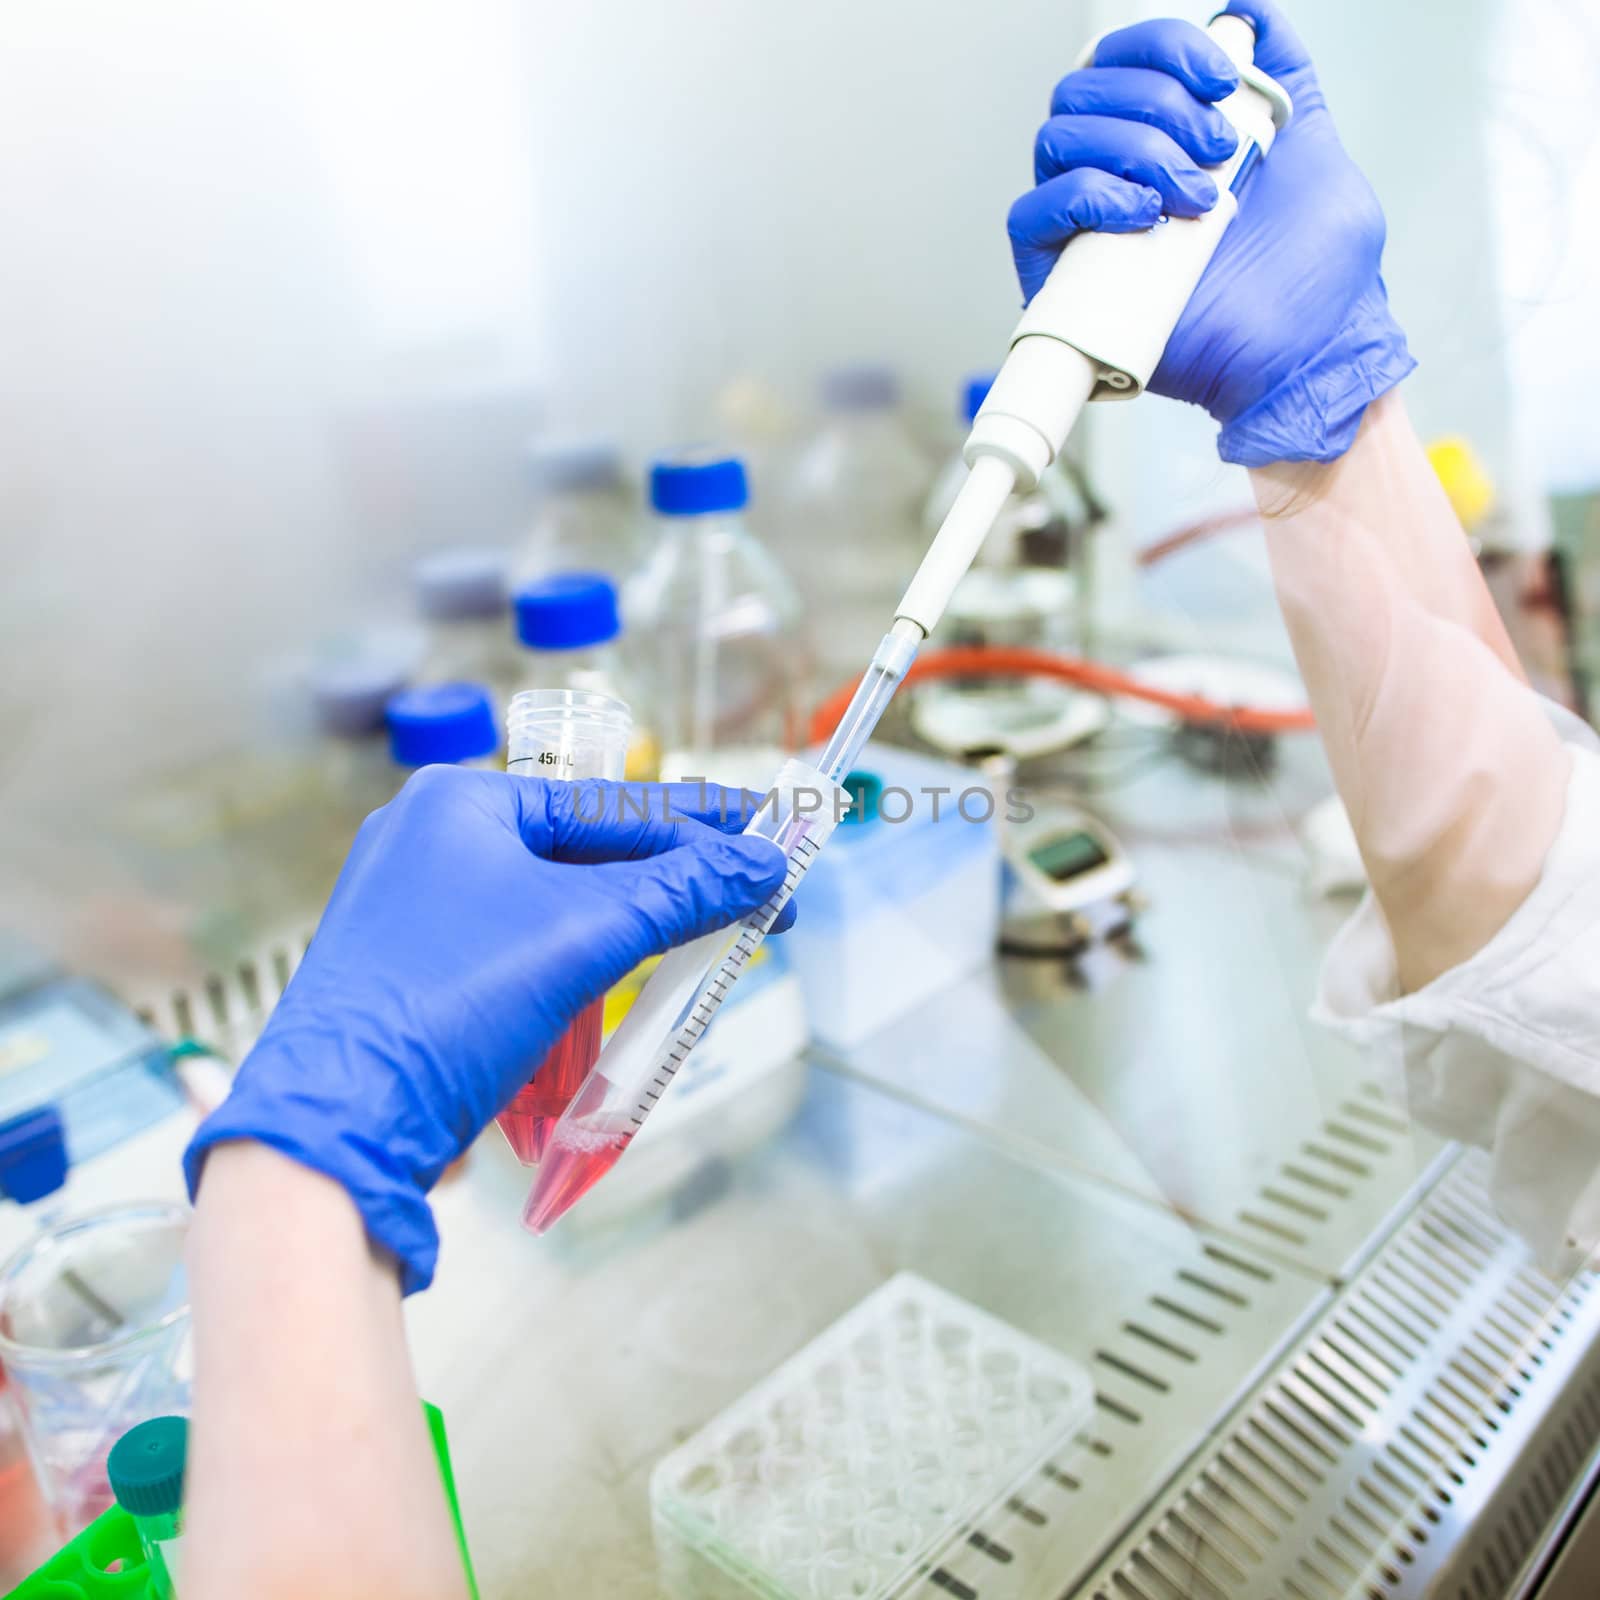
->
386 683 499 767
650 453 749 517
0 1105 67 1205
514 574 621 650
311 658 412 738
962 373 996 425
415 548 509 622
822 364 901 411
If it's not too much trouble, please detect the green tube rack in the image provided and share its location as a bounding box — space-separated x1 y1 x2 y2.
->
5 1402 477 1600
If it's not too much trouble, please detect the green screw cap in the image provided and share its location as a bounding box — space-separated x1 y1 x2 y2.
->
841 770 881 825
107 1415 188 1517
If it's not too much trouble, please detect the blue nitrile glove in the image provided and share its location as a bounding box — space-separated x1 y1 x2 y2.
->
183 770 792 1293
1007 0 1415 466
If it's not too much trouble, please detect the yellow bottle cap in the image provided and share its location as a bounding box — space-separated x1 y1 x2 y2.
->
1427 436 1496 532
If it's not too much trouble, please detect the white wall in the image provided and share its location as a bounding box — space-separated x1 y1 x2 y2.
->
1489 0 1600 497
0 0 1552 955
1087 0 1517 564
525 0 1093 449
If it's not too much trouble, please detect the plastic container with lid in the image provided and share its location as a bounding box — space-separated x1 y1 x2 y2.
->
309 652 411 886
624 452 808 789
517 437 636 583
782 744 1000 1050
514 574 656 778
414 547 520 711
0 983 183 1170
776 364 930 680
384 683 500 771
107 1415 187 1599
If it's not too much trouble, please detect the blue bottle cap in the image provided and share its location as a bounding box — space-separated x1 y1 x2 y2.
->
0 1105 68 1206
650 453 749 517
311 659 412 738
962 373 997 425
821 364 901 412
385 683 499 767
415 549 509 622
108 1416 188 1518
514 574 620 651
526 438 625 496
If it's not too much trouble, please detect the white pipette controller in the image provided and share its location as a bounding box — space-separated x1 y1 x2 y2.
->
895 11 1291 636
521 13 1291 1231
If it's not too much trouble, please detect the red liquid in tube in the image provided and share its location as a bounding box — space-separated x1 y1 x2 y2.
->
495 996 606 1165
519 1091 633 1233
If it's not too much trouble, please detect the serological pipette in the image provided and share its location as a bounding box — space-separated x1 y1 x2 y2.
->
522 11 1292 1232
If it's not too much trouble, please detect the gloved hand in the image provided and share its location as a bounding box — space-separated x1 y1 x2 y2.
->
184 769 791 1293
1007 0 1415 466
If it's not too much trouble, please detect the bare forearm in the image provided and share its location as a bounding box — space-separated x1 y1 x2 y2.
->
185 1144 466 1600
1251 391 1571 990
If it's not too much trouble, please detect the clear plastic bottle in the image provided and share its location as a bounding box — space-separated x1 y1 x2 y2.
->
512 573 657 778
414 548 520 712
517 438 636 584
778 365 930 682
625 453 809 788
384 683 501 771
309 654 409 888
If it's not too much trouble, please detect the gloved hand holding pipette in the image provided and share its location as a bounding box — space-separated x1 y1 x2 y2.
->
183 768 792 1294
518 4 1312 1235
1009 0 1414 464
1014 0 1600 1277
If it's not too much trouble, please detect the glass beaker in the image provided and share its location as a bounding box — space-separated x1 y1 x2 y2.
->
0 1202 191 1537
496 689 633 1164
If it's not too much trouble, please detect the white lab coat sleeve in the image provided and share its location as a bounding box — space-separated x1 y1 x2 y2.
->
1314 707 1600 1274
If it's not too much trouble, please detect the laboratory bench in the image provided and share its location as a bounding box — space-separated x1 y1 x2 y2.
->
11 727 1600 1599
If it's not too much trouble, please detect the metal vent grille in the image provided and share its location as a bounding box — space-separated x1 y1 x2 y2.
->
890 1229 1317 1600
1229 1082 1429 1274
1073 1152 1600 1600
124 930 311 1059
1448 1364 1600 1599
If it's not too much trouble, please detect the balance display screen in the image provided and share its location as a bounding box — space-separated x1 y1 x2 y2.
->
1029 830 1109 882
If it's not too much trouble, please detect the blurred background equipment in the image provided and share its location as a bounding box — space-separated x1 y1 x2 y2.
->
777 364 933 678
413 548 521 717
626 452 809 789
515 438 637 585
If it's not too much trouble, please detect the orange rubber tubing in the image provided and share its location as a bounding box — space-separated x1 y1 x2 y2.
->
807 645 1316 744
